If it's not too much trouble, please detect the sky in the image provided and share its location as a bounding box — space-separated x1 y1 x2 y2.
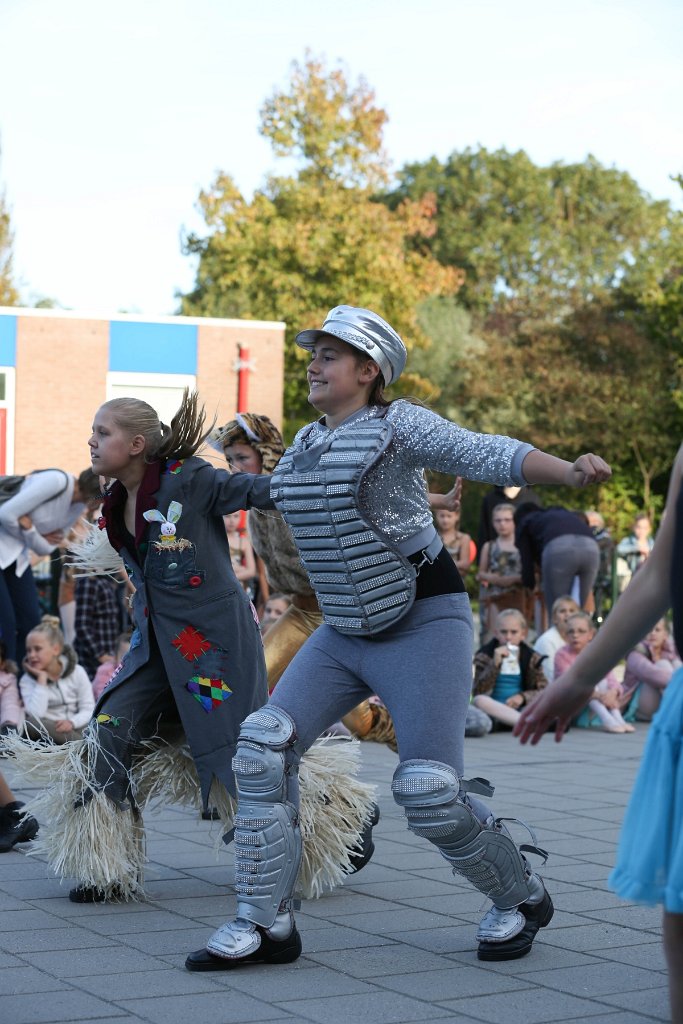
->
0 0 681 316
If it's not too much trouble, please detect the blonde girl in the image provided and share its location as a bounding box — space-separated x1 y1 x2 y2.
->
20 615 94 743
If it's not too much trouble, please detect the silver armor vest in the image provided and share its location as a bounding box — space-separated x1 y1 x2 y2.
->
271 415 432 636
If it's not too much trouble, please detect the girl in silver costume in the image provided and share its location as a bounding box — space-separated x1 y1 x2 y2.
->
187 305 610 972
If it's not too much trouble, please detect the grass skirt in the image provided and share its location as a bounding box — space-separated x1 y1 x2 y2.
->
3 731 376 902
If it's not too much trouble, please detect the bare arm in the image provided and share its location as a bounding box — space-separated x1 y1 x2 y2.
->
521 450 611 488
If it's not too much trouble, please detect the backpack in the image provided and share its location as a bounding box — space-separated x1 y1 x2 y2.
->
0 470 69 506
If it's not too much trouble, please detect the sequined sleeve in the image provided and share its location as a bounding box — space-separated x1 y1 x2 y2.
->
387 402 534 486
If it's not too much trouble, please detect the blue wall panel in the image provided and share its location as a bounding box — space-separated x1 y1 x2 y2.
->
0 315 17 366
109 321 197 374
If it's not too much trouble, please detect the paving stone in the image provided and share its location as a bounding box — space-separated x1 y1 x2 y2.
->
277 990 444 1023
438 986 620 1023
526 959 666 996
116 991 283 1023
74 967 235 998
1 966 71 994
2 990 127 1024
305 942 457 977
372 964 528 1000
215 962 374 1000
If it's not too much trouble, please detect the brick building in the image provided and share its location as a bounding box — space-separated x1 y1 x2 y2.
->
0 308 285 475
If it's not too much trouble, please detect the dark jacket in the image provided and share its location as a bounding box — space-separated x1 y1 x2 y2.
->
95 456 273 802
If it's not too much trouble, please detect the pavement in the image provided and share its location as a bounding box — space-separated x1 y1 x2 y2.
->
0 726 670 1024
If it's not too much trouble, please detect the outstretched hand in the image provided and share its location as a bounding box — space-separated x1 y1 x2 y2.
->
441 477 462 513
566 454 612 487
514 669 594 744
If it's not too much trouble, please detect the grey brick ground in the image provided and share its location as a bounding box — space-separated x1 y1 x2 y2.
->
1 726 670 1024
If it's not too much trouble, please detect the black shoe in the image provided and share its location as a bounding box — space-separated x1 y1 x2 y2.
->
185 925 302 971
0 802 39 852
477 885 554 961
346 802 380 875
69 884 125 903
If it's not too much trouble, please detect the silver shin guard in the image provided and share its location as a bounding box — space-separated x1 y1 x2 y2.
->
391 759 537 910
231 706 303 930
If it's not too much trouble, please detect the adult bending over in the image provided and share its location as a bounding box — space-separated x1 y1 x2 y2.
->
0 468 100 662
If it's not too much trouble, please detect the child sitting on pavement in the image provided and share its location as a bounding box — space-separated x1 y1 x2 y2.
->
554 611 633 733
472 608 547 729
20 615 94 743
0 640 23 738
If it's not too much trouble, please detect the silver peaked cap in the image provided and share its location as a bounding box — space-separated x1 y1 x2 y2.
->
295 305 408 386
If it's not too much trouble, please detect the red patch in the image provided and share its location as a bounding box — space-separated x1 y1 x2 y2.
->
172 626 211 661
97 516 107 530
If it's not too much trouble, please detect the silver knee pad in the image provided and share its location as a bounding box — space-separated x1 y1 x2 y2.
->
391 759 536 910
232 706 303 929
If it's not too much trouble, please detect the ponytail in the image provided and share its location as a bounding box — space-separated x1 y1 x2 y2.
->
101 389 213 463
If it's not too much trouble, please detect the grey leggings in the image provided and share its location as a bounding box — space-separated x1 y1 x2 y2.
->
541 534 600 611
270 593 474 776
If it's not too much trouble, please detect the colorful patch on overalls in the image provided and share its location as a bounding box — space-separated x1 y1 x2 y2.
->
165 459 185 475
96 713 121 726
187 675 232 712
172 626 211 660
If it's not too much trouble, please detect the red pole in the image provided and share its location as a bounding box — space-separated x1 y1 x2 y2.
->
236 343 251 532
237 343 250 412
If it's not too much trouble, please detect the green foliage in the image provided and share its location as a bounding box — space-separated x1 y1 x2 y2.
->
181 55 460 433
389 147 674 322
259 51 390 190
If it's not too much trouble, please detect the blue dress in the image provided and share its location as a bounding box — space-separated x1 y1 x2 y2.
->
609 665 683 911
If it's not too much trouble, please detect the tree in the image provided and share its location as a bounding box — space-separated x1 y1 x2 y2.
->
388 148 675 323
181 55 461 432
0 148 18 306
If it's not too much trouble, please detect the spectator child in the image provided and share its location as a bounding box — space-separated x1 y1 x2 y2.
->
92 632 132 701
534 595 580 683
259 593 292 635
472 609 547 729
19 615 94 743
435 507 473 575
477 503 524 635
0 640 23 737
554 612 633 733
623 618 681 722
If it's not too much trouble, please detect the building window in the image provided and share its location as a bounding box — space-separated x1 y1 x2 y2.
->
0 367 16 473
106 371 197 426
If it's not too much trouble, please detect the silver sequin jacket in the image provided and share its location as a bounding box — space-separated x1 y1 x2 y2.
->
290 401 535 544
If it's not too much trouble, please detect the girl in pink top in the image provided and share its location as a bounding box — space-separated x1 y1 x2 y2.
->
554 612 633 733
0 640 23 735
623 619 681 721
